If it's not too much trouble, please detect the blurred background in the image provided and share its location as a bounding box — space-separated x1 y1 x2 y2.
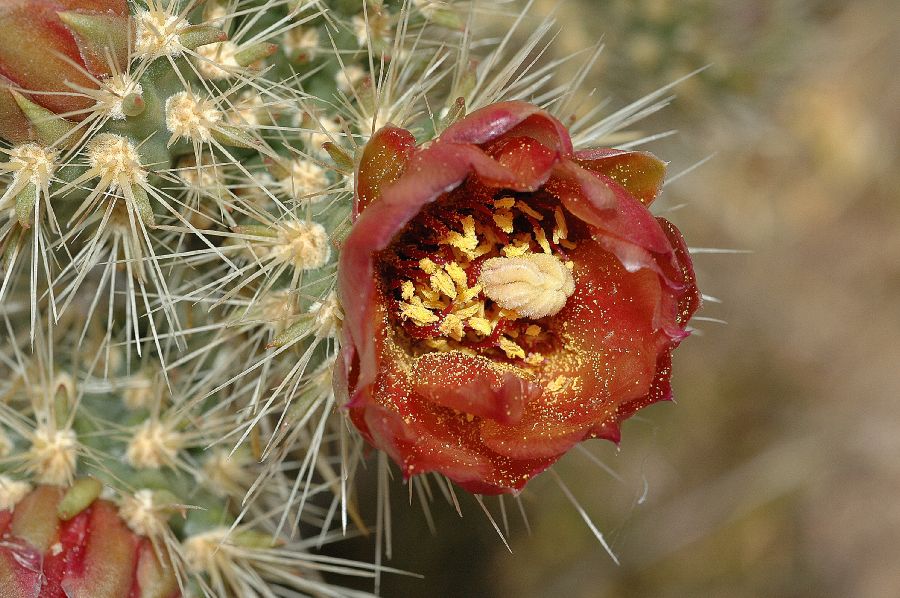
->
329 0 900 596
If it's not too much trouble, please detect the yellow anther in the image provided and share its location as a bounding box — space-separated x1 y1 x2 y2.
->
560 239 577 250
468 317 493 336
439 314 464 340
445 262 468 288
553 206 568 242
515 201 543 220
430 270 457 299
502 235 532 257
460 284 482 303
494 197 515 209
443 215 479 258
399 298 439 326
525 324 541 337
419 257 438 274
534 226 552 254
498 337 526 360
454 303 481 320
493 211 515 234
401 281 415 301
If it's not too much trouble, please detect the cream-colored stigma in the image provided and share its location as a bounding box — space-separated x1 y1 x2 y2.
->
478 253 575 319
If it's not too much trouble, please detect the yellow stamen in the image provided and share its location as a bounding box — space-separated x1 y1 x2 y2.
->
419 257 438 274
515 200 543 220
399 298 439 326
439 314 464 340
493 211 515 234
498 337 526 359
401 281 415 301
547 375 568 393
553 206 568 242
534 225 552 254
443 215 479 258
445 262 468 288
430 270 457 299
467 317 493 336
525 324 541 337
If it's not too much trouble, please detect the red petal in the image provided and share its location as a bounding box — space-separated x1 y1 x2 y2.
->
485 135 559 191
575 148 667 206
548 158 678 282
354 125 417 218
440 101 573 155
411 351 539 425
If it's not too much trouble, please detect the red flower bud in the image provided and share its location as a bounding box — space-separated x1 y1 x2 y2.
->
0 0 128 142
336 101 700 494
0 485 179 597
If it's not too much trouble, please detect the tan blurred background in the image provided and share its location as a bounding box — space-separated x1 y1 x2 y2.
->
331 1 900 596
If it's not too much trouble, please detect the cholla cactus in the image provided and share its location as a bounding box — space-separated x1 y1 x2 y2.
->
0 0 700 595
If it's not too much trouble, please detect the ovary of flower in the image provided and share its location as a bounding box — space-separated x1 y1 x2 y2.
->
166 91 222 143
270 220 331 270
125 421 183 470
26 426 78 486
119 489 168 538
135 9 188 57
0 476 31 511
478 253 575 319
195 41 240 79
87 134 147 189
279 159 328 201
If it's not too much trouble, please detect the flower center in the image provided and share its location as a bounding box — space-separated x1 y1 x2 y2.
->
379 190 578 364
478 253 575 319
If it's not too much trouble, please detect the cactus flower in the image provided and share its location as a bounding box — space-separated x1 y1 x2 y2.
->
336 101 700 494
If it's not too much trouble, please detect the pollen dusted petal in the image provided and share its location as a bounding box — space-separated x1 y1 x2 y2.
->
411 352 539 425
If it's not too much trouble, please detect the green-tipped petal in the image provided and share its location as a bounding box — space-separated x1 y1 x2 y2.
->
575 149 668 205
11 90 77 147
56 11 129 74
